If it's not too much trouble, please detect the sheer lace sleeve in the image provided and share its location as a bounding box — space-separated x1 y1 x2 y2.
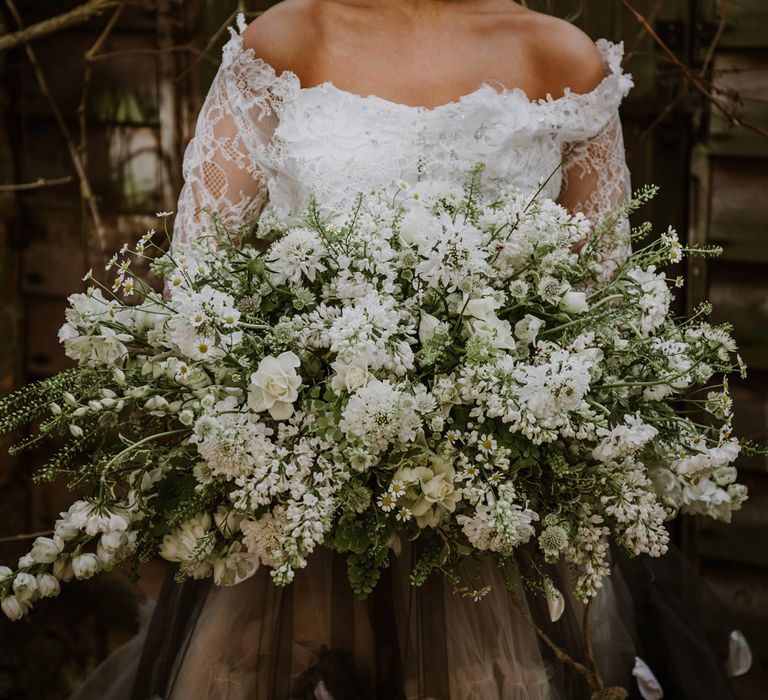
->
555 40 634 264
172 16 289 248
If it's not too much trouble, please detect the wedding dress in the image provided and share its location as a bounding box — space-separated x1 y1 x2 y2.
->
69 16 750 700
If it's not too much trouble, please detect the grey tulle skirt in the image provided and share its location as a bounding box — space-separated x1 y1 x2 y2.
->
68 544 748 700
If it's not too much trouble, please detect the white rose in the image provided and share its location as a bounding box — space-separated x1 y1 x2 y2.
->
561 290 589 314
330 358 370 394
514 314 545 344
72 553 101 580
36 574 61 598
1 595 30 621
248 351 303 420
30 536 63 564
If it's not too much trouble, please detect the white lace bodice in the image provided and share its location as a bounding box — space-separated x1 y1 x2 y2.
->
173 14 634 247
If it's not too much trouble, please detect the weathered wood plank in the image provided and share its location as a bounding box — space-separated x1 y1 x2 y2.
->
708 157 768 263
25 297 72 375
708 264 768 369
708 51 768 157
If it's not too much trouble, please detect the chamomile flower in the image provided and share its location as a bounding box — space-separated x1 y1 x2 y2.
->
395 507 412 522
377 493 396 512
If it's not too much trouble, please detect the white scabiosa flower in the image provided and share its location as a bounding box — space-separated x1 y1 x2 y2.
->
248 351 303 420
340 379 421 454
266 227 327 285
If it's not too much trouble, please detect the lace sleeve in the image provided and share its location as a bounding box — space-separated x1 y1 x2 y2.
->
558 112 632 260
172 17 285 248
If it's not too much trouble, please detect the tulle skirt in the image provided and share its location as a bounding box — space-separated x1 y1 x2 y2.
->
68 544 749 700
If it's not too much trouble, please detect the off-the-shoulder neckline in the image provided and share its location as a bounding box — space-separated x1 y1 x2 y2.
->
224 15 631 114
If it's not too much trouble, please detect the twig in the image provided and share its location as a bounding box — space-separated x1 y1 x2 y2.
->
504 583 599 691
0 176 72 192
0 0 121 54
0 529 53 544
78 3 125 166
5 0 107 252
617 0 768 140
176 10 263 81
582 598 602 689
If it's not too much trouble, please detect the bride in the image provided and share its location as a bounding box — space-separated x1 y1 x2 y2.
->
70 1 748 698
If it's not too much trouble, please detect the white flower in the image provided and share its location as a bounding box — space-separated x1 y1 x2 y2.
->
561 290 589 314
399 205 441 249
36 574 60 598
267 227 327 285
66 500 130 536
211 541 260 586
340 379 421 453
468 316 516 351
159 513 214 566
514 315 545 344
330 357 371 394
593 414 658 464
418 312 448 345
72 553 101 580
463 295 501 322
30 536 63 564
1 595 31 621
12 572 38 602
248 351 303 420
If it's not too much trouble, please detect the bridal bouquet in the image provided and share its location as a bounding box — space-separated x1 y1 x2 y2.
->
0 167 751 621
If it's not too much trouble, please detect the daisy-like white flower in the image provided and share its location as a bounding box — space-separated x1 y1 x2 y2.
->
156 211 174 218
377 492 396 512
395 507 412 522
389 480 406 498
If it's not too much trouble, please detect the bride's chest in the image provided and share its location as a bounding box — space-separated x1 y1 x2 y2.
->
264 84 567 209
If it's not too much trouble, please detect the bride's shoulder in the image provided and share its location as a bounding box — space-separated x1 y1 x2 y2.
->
502 10 610 98
240 0 325 75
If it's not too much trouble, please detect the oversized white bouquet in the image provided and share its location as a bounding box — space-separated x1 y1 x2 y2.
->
0 167 751 621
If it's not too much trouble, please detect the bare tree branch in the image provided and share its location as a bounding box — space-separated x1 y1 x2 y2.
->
5 0 108 251
0 176 72 192
617 0 768 141
0 529 53 543
0 0 121 54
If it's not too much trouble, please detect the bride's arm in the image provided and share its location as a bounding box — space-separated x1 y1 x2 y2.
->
172 20 281 248
558 113 633 260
